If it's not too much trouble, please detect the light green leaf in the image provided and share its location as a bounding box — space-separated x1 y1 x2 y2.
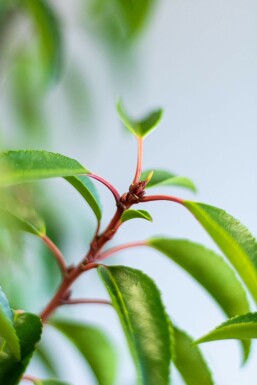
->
0 312 42 385
117 100 162 138
140 169 196 192
0 208 46 237
173 326 213 385
0 151 89 186
51 320 116 385
98 265 172 385
65 175 102 220
23 0 62 82
121 209 152 223
195 313 257 345
34 379 70 385
184 201 257 303
149 238 251 361
0 287 13 321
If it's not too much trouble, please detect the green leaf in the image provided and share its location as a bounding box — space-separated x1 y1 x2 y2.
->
173 326 214 385
51 320 116 385
149 238 251 361
184 201 257 303
98 265 172 385
140 169 197 192
0 208 46 237
121 209 152 223
0 151 89 186
0 312 42 385
34 380 70 385
117 100 163 138
0 287 13 321
195 313 257 345
65 175 102 220
23 0 62 82
35 343 59 378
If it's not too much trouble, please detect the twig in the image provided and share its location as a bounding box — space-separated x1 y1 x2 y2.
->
87 173 120 203
98 241 147 261
141 194 184 205
133 137 143 184
41 235 67 276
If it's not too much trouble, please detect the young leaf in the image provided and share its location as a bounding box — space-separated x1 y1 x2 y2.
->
141 169 197 192
173 326 214 385
117 100 163 138
98 265 172 385
64 175 102 220
34 380 70 385
0 151 89 186
195 313 257 345
121 209 152 223
184 201 257 303
0 312 42 385
149 238 251 361
23 0 62 82
51 320 116 385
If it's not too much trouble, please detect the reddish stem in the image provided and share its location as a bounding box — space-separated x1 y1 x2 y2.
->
141 194 184 205
41 235 67 276
60 298 112 306
98 241 147 261
133 137 143 184
87 173 120 203
22 375 38 383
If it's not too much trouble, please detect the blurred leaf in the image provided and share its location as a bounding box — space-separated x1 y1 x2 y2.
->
0 150 89 186
149 238 251 361
0 287 13 321
121 209 152 223
195 313 257 346
34 379 70 385
65 175 102 220
184 201 257 303
0 312 42 384
117 100 162 138
173 326 214 385
98 265 172 385
23 0 62 83
35 342 59 378
0 208 45 237
51 320 116 385
141 169 197 192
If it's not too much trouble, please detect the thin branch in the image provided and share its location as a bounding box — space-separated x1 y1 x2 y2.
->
41 235 67 275
133 137 143 184
22 375 38 383
98 241 147 261
60 298 112 306
87 173 120 203
141 194 184 205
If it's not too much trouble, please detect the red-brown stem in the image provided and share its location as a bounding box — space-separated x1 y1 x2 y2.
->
60 298 112 306
41 235 67 276
98 240 147 261
133 137 143 184
22 375 38 383
87 173 120 203
141 194 184 205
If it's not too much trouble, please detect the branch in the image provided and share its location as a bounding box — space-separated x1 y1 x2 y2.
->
141 194 184 205
87 173 120 203
133 137 143 184
98 241 147 261
41 235 67 275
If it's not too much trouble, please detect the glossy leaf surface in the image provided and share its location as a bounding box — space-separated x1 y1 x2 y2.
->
0 312 42 385
51 320 116 385
196 313 257 345
98 265 171 385
184 201 257 303
0 151 89 186
141 169 196 192
121 209 152 223
65 175 102 220
117 101 162 138
149 238 251 360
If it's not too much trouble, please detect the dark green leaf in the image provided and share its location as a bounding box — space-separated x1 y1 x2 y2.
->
121 209 152 223
0 312 42 385
51 320 116 385
0 151 89 186
98 265 172 385
149 238 251 361
195 313 257 345
117 100 162 138
184 201 257 303
65 175 102 220
23 0 62 82
141 169 196 192
173 326 213 385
